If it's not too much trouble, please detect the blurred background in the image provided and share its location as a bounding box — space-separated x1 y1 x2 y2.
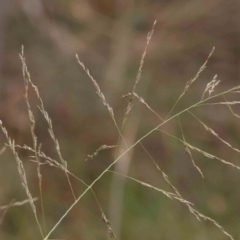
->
0 0 240 239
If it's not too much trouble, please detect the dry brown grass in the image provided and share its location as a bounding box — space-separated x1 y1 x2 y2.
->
1 21 240 240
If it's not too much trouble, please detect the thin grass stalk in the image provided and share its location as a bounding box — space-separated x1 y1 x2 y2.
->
41 94 210 239
132 20 156 92
201 75 220 100
197 101 240 106
120 20 158 135
0 200 14 225
109 21 158 237
166 47 215 119
110 169 233 240
43 84 240 239
85 145 118 161
178 116 204 177
113 19 158 161
20 47 76 202
20 48 47 234
157 129 240 171
188 110 240 154
223 95 240 119
76 55 127 148
15 144 117 239
108 171 182 200
0 121 44 238
109 114 140 237
109 27 215 232
139 139 233 240
139 142 200 220
0 198 38 211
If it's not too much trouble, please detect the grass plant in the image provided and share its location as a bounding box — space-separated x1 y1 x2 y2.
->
1 21 240 240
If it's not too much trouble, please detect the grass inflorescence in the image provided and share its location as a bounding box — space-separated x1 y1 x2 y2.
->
1 21 240 240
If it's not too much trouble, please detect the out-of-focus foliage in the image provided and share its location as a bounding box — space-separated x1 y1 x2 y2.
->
0 1 240 239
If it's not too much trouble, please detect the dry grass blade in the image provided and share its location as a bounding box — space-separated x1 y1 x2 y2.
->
0 200 14 225
121 93 134 126
0 198 38 211
43 75 240 240
166 47 215 119
15 143 116 239
191 210 234 240
184 143 204 178
123 92 164 121
107 170 234 240
0 121 44 238
113 19 158 163
223 95 240 119
85 145 118 161
15 144 67 170
76 51 132 239
138 142 202 218
19 46 76 202
109 171 234 240
76 55 115 119
201 75 220 100
108 22 158 236
139 143 180 193
132 20 156 93
184 47 215 93
187 143 240 170
189 111 240 154
102 213 117 239
205 85 240 102
158 129 240 171
141 143 206 223
197 101 240 106
75 55 130 239
3 23 239 239
76 54 126 148
108 170 182 201
178 116 204 178
41 159 117 239
19 46 46 233
121 20 157 128
42 95 211 239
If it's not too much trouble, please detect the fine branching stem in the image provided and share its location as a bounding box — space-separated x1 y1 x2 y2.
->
1 29 239 240
44 87 238 239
